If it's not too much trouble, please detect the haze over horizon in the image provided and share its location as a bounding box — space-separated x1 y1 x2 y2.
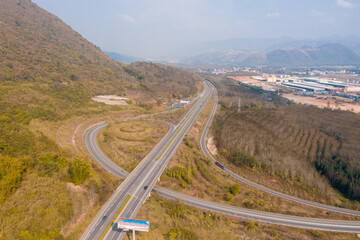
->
33 0 360 59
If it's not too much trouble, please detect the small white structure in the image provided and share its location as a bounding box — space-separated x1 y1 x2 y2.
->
180 100 190 104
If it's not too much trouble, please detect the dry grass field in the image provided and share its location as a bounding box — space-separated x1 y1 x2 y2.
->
98 120 169 172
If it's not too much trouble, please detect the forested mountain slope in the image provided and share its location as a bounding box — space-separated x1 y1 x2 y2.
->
212 77 360 207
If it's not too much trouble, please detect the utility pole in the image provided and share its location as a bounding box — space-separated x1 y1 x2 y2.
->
238 98 241 113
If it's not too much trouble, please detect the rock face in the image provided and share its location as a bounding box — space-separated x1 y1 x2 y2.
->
207 136 218 156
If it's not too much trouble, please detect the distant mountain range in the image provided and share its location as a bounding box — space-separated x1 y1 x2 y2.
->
265 43 360 66
186 35 360 55
106 35 360 67
180 41 360 67
104 51 142 64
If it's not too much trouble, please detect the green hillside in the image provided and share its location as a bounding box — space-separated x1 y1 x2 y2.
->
0 0 201 238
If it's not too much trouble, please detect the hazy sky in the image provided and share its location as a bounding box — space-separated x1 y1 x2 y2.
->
33 0 359 58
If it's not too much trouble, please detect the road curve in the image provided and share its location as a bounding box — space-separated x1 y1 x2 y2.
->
201 81 360 217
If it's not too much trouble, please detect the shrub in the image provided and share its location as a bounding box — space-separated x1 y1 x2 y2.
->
246 221 257 231
269 229 278 237
168 227 198 240
226 150 258 169
168 204 187 219
70 74 78 81
310 230 326 239
184 137 195 148
39 153 66 176
0 155 29 203
223 192 234 201
229 184 240 195
195 157 216 184
167 166 192 184
68 159 90 185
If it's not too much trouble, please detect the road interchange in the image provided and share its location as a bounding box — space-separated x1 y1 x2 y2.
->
81 81 360 239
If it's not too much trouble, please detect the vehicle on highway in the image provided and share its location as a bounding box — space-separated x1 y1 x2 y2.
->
215 161 225 170
144 186 148 190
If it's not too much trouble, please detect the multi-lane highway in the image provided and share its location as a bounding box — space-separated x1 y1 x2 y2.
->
81 82 213 239
200 81 360 217
81 81 360 239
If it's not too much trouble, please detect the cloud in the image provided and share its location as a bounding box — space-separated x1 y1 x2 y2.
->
116 14 135 23
336 0 353 8
266 13 280 18
310 10 325 16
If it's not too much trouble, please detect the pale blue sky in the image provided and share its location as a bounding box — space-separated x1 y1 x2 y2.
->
33 0 359 58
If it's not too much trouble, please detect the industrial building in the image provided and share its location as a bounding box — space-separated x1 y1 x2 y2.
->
277 77 360 94
281 82 325 92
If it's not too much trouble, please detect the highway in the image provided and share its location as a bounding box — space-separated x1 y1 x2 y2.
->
81 82 213 240
81 81 360 239
154 187 360 233
200 81 360 217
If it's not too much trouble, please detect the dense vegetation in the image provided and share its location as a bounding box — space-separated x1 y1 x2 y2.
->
212 76 360 202
316 156 360 200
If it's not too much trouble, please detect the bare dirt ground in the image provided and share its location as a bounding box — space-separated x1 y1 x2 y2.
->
283 94 360 113
207 136 217 155
91 95 130 105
